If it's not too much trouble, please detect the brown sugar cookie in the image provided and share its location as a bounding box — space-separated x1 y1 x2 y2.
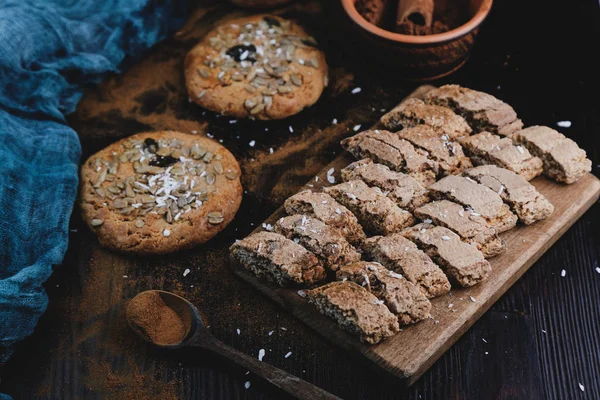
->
184 15 328 120
79 131 243 255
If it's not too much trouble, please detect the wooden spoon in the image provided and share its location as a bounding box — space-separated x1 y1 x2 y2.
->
126 290 341 400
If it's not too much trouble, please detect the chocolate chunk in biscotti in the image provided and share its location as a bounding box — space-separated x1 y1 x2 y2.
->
381 98 472 139
230 231 326 286
460 132 543 181
428 175 517 233
362 234 451 298
424 85 523 137
513 126 592 184
341 129 439 187
274 214 361 272
401 224 491 287
397 125 473 176
284 190 366 246
324 180 415 235
341 159 430 211
463 165 554 225
307 281 400 344
336 262 431 325
414 200 506 258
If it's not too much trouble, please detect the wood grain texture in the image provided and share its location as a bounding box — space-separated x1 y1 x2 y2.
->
231 88 600 384
1 0 600 399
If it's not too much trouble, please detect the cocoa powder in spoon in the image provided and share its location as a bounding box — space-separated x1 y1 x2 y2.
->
126 291 188 346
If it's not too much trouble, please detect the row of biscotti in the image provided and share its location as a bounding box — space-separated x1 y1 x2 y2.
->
229 157 555 287
379 85 592 184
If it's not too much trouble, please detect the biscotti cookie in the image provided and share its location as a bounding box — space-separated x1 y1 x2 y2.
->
230 232 326 286
463 165 554 225
424 85 523 137
80 131 242 255
184 15 327 120
414 200 505 258
401 224 491 287
397 125 473 176
284 190 366 246
336 262 431 325
381 98 472 139
341 159 430 211
362 234 451 298
274 214 361 272
428 175 518 233
324 180 416 235
307 281 400 344
513 126 592 184
460 132 543 181
341 129 439 187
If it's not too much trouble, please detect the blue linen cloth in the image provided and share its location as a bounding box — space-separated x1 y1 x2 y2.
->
0 0 187 388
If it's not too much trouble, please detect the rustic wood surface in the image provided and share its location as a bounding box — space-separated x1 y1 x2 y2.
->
1 0 599 399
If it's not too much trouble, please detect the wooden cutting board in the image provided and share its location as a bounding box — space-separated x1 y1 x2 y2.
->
231 85 600 387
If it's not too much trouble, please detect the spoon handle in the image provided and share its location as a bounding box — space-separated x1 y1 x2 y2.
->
198 338 341 400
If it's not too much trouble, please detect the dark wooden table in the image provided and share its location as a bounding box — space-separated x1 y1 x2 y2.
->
2 0 599 399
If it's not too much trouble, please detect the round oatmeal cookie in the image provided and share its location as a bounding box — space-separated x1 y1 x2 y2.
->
230 0 293 9
79 131 243 255
184 14 328 120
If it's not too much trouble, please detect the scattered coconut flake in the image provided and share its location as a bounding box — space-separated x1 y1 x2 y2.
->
469 296 477 303
297 290 307 298
244 381 251 389
249 140 256 147
557 121 572 128
516 146 525 154
289 126 294 133
163 229 171 237
561 269 566 277
595 267 600 274
578 382 585 392
269 147 274 154
448 303 454 309
482 338 488 343
237 329 241 335
424 219 433 224
332 118 337 124
183 269 191 277
229 119 237 124
285 351 292 358
351 87 362 94
258 349 265 361
327 175 335 184
353 124 362 132
542 329 547 334
441 235 450 241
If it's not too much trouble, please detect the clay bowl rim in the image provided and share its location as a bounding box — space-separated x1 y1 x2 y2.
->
341 0 494 45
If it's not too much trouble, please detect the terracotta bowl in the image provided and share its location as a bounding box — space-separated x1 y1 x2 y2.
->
337 0 494 81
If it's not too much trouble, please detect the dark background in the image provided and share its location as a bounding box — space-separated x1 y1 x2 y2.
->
1 0 599 399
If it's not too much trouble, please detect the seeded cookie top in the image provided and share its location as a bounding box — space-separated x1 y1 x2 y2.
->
85 134 239 227
185 15 328 120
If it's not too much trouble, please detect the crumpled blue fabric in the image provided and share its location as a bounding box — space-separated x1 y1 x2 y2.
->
0 0 187 392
